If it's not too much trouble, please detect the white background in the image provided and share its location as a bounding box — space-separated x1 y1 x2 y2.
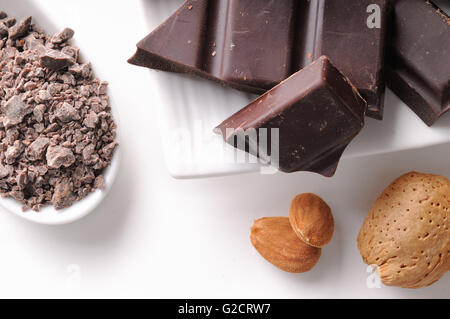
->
0 0 448 299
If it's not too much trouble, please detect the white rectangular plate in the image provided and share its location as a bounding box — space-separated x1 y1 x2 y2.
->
140 0 450 179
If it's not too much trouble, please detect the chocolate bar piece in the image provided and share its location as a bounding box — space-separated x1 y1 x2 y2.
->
215 56 367 177
129 0 390 119
387 0 450 126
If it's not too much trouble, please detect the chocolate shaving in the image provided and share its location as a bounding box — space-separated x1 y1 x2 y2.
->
0 13 118 211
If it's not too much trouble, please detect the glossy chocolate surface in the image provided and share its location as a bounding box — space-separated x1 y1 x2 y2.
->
129 0 390 119
215 56 367 177
387 0 450 126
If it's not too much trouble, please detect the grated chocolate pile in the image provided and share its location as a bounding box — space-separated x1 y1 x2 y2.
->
0 12 118 211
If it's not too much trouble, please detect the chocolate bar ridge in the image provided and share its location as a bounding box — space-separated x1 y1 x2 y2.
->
387 0 450 126
215 56 367 177
129 0 390 119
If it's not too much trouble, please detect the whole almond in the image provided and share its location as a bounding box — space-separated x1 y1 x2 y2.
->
289 193 334 248
357 172 449 288
250 217 321 273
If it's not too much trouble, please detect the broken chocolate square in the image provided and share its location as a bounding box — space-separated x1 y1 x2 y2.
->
215 56 366 177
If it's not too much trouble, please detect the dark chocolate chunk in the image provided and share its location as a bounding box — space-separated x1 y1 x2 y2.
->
4 95 27 126
55 102 80 123
24 34 44 50
16 169 29 191
129 0 390 119
40 49 75 71
27 137 50 161
5 141 24 164
215 56 366 177
61 46 79 62
83 111 99 129
50 27 75 44
46 146 76 169
0 22 8 38
94 175 105 190
1 17 16 28
8 16 32 40
387 0 449 126
0 164 11 179
33 104 46 122
52 180 75 210
69 62 91 78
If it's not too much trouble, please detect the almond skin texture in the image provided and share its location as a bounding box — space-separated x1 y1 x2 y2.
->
357 172 450 289
250 217 321 273
289 193 334 248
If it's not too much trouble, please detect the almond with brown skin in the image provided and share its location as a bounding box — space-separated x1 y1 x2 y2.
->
357 172 449 288
289 193 334 248
250 217 321 273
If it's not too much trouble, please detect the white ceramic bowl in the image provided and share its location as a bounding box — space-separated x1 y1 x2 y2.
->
0 0 121 225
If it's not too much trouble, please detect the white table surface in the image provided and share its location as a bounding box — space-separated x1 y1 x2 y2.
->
0 0 448 299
